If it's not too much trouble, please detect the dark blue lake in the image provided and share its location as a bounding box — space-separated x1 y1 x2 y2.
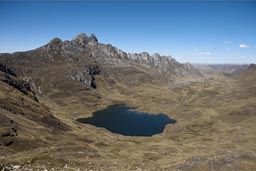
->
77 104 176 136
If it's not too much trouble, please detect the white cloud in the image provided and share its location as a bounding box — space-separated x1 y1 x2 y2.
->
224 40 230 44
240 56 246 58
239 44 249 48
195 52 212 55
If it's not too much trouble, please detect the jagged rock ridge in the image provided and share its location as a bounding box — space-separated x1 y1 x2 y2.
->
45 33 201 77
0 33 202 102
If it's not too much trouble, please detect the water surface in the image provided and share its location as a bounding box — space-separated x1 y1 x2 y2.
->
77 104 176 136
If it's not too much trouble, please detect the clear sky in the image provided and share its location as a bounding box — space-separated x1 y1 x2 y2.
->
0 1 255 64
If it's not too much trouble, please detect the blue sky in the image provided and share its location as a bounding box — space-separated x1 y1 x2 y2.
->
0 1 255 64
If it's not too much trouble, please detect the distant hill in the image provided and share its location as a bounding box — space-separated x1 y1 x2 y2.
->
247 63 256 71
194 64 248 77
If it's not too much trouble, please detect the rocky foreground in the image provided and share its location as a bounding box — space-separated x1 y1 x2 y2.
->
0 33 256 171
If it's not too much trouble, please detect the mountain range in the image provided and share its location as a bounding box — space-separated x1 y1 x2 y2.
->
0 33 256 171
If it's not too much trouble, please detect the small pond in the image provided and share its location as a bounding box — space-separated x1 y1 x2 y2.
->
77 104 176 136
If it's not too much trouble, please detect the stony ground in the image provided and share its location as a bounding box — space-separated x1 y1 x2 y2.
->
1 71 256 171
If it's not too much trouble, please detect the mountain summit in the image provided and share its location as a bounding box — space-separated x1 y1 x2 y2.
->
0 33 201 99
72 33 98 46
45 33 201 77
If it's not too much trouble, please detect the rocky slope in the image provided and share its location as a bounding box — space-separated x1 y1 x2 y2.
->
0 33 201 113
0 33 201 86
0 62 69 158
1 34 255 171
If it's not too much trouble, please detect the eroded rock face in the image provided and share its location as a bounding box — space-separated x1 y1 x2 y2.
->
70 65 100 89
0 62 38 101
70 71 89 83
3 75 31 94
88 65 100 89
88 65 100 75
97 44 120 57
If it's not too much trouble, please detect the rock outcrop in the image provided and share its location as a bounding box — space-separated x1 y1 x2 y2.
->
0 62 38 101
0 62 17 77
88 65 100 89
72 33 98 46
0 62 70 132
69 65 100 88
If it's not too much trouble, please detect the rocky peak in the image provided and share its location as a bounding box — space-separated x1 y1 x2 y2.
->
166 55 173 59
139 52 150 61
152 53 161 58
72 33 87 44
72 33 98 46
47 38 63 52
48 38 62 45
87 34 98 46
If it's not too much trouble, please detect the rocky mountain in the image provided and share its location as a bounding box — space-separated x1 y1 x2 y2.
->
79 33 201 76
42 33 201 77
1 33 200 79
0 33 201 107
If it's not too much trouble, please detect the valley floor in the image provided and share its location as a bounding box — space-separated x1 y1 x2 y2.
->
1 74 256 171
